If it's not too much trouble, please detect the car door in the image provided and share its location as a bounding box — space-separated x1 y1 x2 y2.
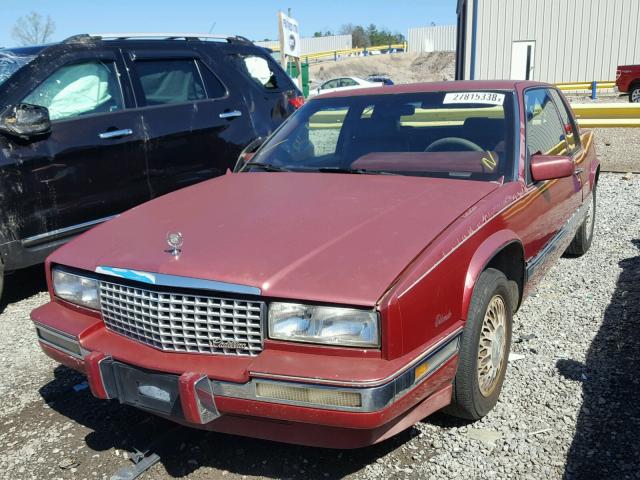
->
6 48 148 245
123 48 254 197
518 87 583 279
548 88 587 199
229 52 300 135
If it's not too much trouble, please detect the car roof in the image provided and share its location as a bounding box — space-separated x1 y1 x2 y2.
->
317 80 550 99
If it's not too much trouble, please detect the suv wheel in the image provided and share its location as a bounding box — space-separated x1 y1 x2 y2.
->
446 268 513 420
630 85 640 103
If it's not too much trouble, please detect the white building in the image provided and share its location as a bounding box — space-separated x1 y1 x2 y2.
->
456 0 640 83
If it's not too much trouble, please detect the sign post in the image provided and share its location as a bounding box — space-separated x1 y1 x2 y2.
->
278 11 302 90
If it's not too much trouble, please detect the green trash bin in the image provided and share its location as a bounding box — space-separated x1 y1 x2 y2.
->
286 61 309 98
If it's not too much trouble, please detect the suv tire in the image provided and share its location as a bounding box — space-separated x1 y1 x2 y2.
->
446 268 513 420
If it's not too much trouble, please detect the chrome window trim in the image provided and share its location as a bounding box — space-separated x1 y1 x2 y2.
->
95 266 261 296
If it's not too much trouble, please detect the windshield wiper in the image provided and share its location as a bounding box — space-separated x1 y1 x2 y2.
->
317 167 398 176
243 161 291 172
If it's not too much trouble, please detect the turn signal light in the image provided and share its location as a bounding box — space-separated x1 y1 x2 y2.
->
256 382 361 408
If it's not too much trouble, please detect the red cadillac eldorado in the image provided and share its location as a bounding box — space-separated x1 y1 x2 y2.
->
31 81 599 448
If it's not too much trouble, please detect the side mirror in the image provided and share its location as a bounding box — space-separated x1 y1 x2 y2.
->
530 154 574 182
233 136 265 172
0 103 51 140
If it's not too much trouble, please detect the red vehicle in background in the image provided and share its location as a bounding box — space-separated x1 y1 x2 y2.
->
31 81 599 448
616 64 640 102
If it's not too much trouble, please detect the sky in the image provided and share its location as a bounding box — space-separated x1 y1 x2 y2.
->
0 0 457 48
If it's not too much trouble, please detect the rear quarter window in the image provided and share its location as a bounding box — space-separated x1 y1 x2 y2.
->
134 59 207 105
233 53 291 91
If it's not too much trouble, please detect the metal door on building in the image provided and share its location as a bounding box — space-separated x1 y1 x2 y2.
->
510 41 535 80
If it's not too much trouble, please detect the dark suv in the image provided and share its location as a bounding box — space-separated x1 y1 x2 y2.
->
0 33 302 298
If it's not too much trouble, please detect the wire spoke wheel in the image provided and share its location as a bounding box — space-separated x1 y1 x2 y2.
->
477 294 507 397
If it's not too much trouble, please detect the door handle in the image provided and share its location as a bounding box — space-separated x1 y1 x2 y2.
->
99 128 133 139
574 167 584 174
219 110 242 119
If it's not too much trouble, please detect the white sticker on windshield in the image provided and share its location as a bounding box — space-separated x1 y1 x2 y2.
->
443 92 505 106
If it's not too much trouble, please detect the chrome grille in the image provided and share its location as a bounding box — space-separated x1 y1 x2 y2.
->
99 281 264 356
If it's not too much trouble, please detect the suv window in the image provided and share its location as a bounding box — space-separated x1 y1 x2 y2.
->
525 88 569 157
23 60 124 121
241 55 278 89
548 89 580 153
135 59 206 105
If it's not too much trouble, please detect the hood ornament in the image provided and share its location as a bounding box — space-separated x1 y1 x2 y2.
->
166 232 183 257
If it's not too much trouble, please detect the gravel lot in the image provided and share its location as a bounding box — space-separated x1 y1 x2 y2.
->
0 173 638 480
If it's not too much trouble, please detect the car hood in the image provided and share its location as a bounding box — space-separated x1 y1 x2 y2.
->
52 173 499 305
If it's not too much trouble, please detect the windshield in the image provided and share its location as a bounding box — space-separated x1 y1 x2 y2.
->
250 91 516 181
0 50 37 86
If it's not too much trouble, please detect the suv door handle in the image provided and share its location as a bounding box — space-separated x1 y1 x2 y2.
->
99 128 133 139
219 110 242 119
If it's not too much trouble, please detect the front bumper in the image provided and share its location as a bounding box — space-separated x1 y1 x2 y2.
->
33 304 460 448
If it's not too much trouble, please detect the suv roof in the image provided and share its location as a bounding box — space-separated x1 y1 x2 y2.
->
2 33 256 52
71 32 253 44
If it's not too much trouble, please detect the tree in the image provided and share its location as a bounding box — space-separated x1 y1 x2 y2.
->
339 23 370 48
11 12 55 46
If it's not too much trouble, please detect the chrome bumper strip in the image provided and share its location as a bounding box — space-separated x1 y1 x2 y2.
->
251 326 463 388
37 324 460 413
212 331 461 412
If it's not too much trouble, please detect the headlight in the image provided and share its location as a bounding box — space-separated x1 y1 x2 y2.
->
268 302 379 347
52 268 100 310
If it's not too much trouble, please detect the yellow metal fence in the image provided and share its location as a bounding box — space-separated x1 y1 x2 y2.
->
268 42 407 61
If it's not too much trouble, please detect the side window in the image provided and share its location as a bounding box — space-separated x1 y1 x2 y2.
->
134 59 206 106
241 55 278 89
340 78 358 87
549 89 579 153
525 88 569 157
196 61 226 99
23 60 124 121
321 80 338 90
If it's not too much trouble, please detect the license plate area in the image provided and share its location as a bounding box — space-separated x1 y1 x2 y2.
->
112 362 182 417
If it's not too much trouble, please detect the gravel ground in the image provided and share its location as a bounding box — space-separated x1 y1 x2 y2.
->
0 173 638 480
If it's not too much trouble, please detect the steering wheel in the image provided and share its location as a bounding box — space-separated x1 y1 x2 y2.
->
425 137 485 152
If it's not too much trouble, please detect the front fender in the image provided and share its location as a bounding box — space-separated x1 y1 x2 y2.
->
461 230 523 322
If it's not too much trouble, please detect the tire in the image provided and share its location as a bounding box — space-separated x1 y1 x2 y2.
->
565 185 596 256
629 85 640 103
446 268 513 420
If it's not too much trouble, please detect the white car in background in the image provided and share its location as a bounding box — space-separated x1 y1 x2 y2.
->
309 76 383 97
